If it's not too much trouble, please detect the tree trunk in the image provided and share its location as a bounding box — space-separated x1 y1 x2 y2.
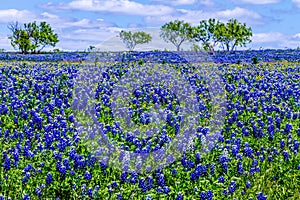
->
226 43 230 51
209 45 215 55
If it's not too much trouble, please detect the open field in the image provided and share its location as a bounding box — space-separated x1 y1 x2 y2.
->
0 50 299 199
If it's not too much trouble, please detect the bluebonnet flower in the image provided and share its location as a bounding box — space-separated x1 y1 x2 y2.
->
243 142 254 158
237 161 244 175
129 171 138 184
22 194 30 200
207 190 213 200
87 188 93 198
200 191 206 200
157 173 165 187
72 183 77 190
22 172 30 184
35 186 42 198
232 145 239 157
284 123 292 133
273 147 279 155
246 181 251 189
228 180 237 194
163 186 170 194
218 176 225 183
139 178 147 192
282 150 289 161
257 192 267 200
195 152 201 163
268 155 273 162
210 163 215 175
63 158 70 169
259 155 264 162
250 159 258 169
69 170 75 176
120 171 128 183
147 176 153 190
84 171 92 180
3 156 11 171
172 169 177 175
46 172 53 185
175 192 184 200
294 139 299 152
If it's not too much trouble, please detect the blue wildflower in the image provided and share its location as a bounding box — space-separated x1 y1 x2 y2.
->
84 171 92 180
175 192 183 200
200 191 206 200
257 192 267 200
218 176 225 183
228 181 236 194
282 150 289 161
46 172 53 185
207 190 213 200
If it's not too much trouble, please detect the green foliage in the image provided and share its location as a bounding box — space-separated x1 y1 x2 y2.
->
215 19 252 51
119 30 152 51
160 20 193 51
191 18 220 54
8 21 59 54
53 48 61 53
252 56 259 64
191 18 252 52
190 43 202 52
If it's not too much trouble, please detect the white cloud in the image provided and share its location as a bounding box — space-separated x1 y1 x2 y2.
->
40 12 60 20
0 35 11 50
237 0 280 4
216 7 261 21
145 7 262 26
151 0 196 5
252 32 284 43
0 9 37 23
64 27 121 42
292 0 300 8
249 32 300 49
0 9 120 51
151 0 214 6
43 0 175 16
292 33 300 39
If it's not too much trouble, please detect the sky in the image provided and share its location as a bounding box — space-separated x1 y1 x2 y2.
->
0 0 300 51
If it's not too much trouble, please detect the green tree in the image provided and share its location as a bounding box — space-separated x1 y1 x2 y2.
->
215 19 252 51
191 18 220 54
160 20 193 51
8 21 59 54
8 22 33 54
119 30 152 51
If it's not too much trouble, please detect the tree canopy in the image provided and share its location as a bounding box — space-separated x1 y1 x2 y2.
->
160 20 193 51
215 19 252 51
191 18 220 53
119 30 152 51
8 21 59 54
191 18 252 52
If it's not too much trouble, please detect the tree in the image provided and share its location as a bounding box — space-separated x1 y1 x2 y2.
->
160 20 193 51
8 21 59 54
191 18 220 54
8 22 32 54
119 30 152 51
215 19 252 51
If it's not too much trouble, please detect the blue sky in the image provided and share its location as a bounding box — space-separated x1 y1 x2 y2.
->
0 0 300 51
